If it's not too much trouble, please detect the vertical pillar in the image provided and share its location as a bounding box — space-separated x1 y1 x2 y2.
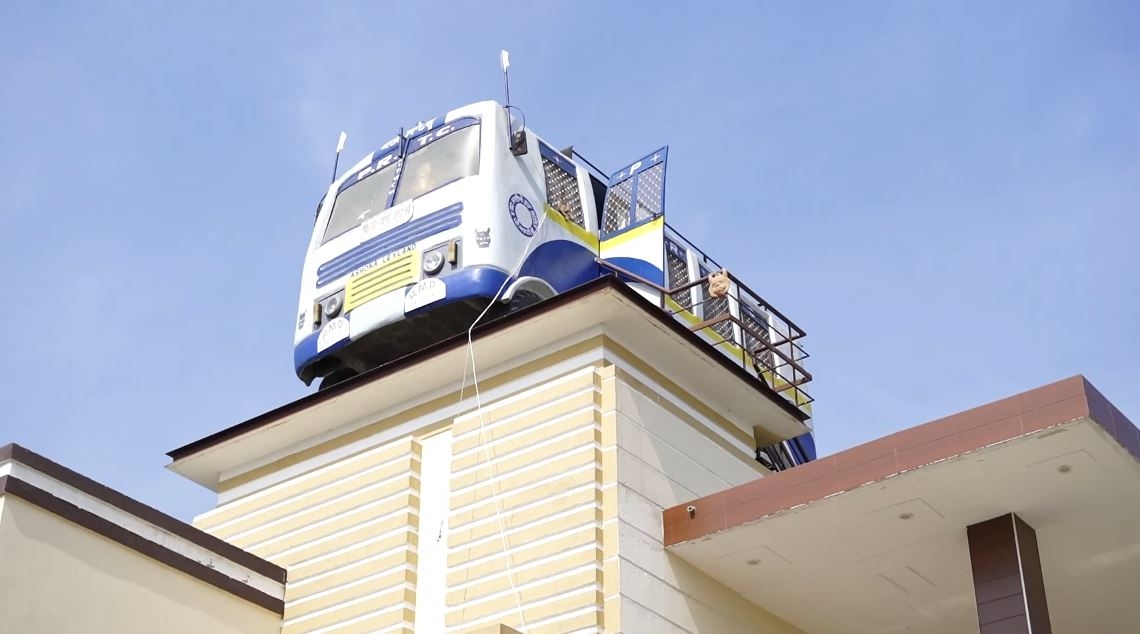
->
966 513 1052 634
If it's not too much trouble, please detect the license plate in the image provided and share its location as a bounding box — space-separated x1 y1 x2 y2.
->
316 316 350 352
404 278 446 313
360 200 414 241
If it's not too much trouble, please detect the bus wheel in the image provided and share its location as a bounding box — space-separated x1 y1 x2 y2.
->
318 368 358 391
507 289 543 313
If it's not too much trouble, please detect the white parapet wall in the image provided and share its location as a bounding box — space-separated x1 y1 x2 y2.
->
0 444 285 634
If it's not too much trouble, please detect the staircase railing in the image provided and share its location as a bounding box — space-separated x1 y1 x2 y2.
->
595 256 813 417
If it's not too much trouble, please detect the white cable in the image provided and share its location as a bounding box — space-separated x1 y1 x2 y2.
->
456 208 550 632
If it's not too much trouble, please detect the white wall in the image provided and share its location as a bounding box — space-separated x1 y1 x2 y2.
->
611 371 805 634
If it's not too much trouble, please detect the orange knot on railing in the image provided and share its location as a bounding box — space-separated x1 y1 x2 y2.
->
708 269 730 298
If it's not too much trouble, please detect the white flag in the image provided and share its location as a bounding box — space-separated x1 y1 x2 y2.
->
500 50 510 72
335 131 347 153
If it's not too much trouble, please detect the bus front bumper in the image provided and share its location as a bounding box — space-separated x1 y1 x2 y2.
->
293 265 510 382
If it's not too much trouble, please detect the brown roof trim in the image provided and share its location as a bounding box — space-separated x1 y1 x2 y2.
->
0 443 284 583
0 474 283 615
168 274 808 461
663 375 1140 547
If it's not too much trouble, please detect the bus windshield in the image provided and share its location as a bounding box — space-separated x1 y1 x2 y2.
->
394 124 480 205
321 122 480 243
322 163 397 242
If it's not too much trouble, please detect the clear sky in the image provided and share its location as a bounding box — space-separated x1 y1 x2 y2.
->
1 1 1137 522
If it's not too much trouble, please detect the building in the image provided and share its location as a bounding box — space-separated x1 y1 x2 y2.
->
3 276 1137 632
0 444 285 634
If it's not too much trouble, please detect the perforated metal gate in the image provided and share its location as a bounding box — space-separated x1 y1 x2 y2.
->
601 147 668 237
542 156 584 227
699 264 735 341
602 179 634 233
741 305 775 370
634 163 665 224
665 238 693 308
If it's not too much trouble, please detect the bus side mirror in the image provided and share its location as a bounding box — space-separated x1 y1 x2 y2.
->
510 130 528 156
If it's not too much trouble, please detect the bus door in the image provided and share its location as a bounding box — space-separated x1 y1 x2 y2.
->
598 146 669 305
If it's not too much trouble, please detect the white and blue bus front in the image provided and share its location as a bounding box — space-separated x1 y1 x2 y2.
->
294 101 536 387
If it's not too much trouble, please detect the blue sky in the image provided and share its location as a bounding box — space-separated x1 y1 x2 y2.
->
1 1 1136 522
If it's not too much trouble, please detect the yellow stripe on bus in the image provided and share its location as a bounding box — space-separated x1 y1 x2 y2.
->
599 216 664 250
543 205 599 249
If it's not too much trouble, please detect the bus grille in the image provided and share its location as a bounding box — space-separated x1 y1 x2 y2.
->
344 249 418 312
316 202 463 288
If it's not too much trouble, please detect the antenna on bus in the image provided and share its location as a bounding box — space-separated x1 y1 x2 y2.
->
500 49 528 156
500 50 512 111
330 131 348 184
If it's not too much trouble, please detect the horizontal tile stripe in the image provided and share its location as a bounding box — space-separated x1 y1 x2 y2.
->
448 525 601 586
472 606 601 634
451 429 600 490
284 588 414 629
221 476 417 544
451 369 599 438
446 547 601 604
314 613 413 634
237 490 416 553
286 569 415 620
447 585 603 628
204 437 418 522
452 407 598 471
449 487 601 548
451 449 599 511
203 453 419 535
287 552 414 601
448 507 601 567
452 393 599 455
451 469 600 531
446 566 601 620
264 509 417 564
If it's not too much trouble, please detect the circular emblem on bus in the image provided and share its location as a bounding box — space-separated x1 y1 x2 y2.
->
508 193 538 237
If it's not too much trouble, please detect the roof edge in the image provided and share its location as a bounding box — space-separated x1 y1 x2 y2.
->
168 274 808 463
663 374 1138 548
0 442 285 584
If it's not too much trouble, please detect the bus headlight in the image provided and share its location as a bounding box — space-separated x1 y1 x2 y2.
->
422 249 446 276
324 293 343 318
315 290 344 329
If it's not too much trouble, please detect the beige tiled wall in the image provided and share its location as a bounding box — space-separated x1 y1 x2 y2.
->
446 366 605 634
194 438 421 633
189 335 803 634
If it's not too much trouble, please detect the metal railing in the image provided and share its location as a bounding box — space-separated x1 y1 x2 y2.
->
596 242 813 415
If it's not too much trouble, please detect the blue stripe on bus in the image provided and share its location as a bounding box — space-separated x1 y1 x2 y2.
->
518 240 601 293
316 203 464 287
794 432 817 462
403 266 510 317
599 256 664 287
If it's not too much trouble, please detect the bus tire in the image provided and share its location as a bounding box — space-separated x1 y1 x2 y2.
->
502 277 555 313
508 289 543 312
318 368 358 391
